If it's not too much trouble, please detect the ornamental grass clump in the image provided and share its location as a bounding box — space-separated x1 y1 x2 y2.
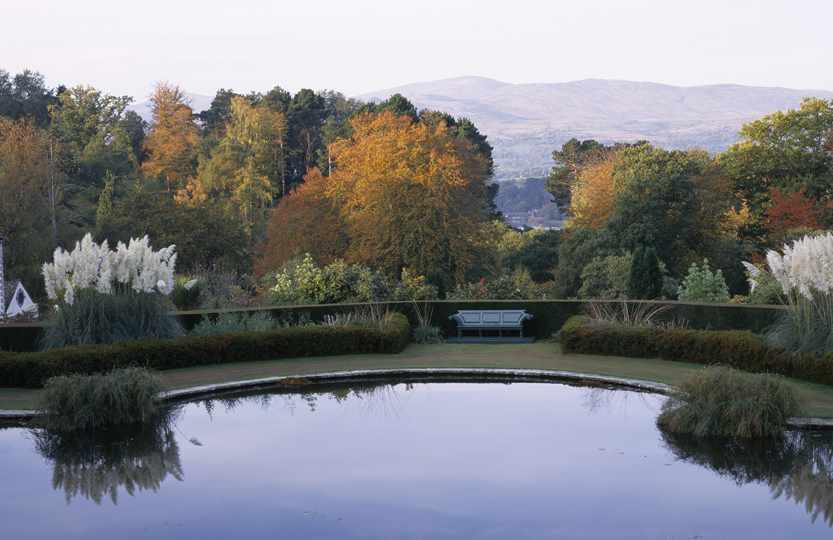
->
762 233 833 353
40 233 182 348
189 311 277 336
38 368 163 431
658 366 799 438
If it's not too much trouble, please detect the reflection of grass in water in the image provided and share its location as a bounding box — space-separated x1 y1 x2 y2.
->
662 429 833 526
30 409 184 505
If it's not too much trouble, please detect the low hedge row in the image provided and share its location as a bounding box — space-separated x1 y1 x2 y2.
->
560 316 833 387
0 313 411 389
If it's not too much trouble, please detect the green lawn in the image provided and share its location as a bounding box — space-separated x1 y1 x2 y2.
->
4 342 833 418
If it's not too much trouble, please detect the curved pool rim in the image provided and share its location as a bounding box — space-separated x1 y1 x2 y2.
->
3 367 833 429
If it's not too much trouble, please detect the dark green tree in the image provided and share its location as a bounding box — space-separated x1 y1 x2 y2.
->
603 144 706 275
286 89 326 187
0 69 59 126
553 228 606 297
628 246 663 299
198 88 240 135
505 230 561 282
375 93 418 121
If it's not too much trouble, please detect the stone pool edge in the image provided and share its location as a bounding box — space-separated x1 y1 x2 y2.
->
2 367 833 430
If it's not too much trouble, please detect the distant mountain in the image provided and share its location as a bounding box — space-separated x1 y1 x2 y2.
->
127 92 213 122
360 77 833 180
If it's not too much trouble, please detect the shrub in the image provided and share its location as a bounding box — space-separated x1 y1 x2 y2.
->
192 265 255 309
628 247 663 299
559 315 833 387
578 253 632 299
40 289 183 350
742 262 783 305
38 368 163 431
449 268 543 300
171 277 202 310
658 367 799 438
677 259 730 303
190 311 276 336
1 313 411 388
268 254 437 305
413 325 443 344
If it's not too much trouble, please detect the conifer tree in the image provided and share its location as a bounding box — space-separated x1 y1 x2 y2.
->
628 246 663 299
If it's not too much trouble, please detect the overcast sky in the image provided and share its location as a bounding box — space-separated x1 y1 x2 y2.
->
3 0 831 101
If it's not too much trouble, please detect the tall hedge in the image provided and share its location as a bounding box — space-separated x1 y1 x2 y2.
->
560 316 833 387
0 314 411 389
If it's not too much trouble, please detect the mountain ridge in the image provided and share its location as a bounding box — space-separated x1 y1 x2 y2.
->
360 77 833 179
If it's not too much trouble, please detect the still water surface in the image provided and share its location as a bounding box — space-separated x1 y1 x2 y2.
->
1 379 833 539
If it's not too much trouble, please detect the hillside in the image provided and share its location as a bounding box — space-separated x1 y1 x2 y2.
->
361 77 833 180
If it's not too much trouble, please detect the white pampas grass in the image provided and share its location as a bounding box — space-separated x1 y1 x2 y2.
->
42 233 177 305
764 233 833 352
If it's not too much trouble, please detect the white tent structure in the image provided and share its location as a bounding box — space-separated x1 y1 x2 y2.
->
4 280 38 319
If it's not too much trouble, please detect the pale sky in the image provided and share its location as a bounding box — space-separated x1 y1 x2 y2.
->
3 0 831 101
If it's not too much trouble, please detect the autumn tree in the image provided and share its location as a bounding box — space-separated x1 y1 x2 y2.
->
546 139 616 211
0 119 61 290
326 111 492 282
765 188 824 243
720 97 833 243
568 156 617 229
256 168 349 274
187 96 287 235
142 83 200 192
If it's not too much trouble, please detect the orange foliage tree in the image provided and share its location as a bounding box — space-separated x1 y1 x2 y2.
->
765 187 823 242
255 168 348 275
325 111 491 281
142 83 200 192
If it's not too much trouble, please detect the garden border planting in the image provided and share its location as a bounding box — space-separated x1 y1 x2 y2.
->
0 300 785 352
0 313 410 388
560 316 833 387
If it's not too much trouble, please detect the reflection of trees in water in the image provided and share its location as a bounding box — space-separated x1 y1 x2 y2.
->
196 381 413 418
581 386 661 415
662 429 833 527
30 411 184 505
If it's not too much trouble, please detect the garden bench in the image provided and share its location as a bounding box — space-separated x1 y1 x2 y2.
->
448 310 534 342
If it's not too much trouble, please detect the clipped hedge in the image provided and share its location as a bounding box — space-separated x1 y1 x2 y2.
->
560 316 833 387
1 300 784 352
0 313 411 389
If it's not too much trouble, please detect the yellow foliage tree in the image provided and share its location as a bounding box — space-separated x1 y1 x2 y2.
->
186 96 287 234
568 158 617 229
142 83 200 192
326 111 491 281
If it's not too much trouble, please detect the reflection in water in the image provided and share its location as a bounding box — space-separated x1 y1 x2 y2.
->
195 380 412 418
30 410 184 505
662 429 833 526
